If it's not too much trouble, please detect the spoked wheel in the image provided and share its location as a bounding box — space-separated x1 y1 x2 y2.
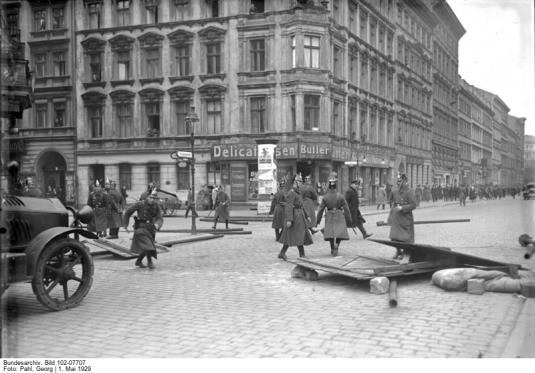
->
31 238 94 311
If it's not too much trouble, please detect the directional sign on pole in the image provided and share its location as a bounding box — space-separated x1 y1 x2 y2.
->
177 151 192 158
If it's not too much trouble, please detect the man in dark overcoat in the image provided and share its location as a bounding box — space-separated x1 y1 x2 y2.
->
301 175 318 234
212 186 231 229
184 187 198 218
277 174 313 260
123 189 163 269
345 179 372 239
317 177 351 256
87 180 108 237
388 174 417 259
269 180 286 241
106 181 124 239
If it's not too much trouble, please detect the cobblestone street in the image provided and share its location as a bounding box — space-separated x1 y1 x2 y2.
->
3 198 534 359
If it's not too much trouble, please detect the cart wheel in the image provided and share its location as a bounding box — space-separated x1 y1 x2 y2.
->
31 238 94 311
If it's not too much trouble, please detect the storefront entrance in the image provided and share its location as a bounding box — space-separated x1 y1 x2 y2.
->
36 151 67 202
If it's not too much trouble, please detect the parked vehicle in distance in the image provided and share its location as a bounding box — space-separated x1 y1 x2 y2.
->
523 183 535 200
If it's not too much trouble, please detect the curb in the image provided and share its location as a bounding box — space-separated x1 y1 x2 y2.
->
501 297 535 357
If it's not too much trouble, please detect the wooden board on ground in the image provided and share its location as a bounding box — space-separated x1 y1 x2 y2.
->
84 239 137 259
157 234 223 247
159 228 243 233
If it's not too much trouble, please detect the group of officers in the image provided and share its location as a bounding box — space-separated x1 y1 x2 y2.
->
270 173 416 261
85 171 417 269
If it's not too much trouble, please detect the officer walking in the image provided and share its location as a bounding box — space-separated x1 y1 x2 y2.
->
301 175 319 235
123 189 163 269
87 180 108 238
316 175 351 256
269 180 286 241
345 179 372 239
277 174 313 260
388 174 417 259
212 186 231 229
106 181 124 239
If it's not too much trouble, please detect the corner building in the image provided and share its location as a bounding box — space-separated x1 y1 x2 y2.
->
74 0 401 206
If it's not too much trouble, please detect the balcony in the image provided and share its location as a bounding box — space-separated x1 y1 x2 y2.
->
0 59 32 118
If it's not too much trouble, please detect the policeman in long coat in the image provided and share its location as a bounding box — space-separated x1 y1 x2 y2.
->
301 176 318 234
212 186 230 229
87 181 108 237
388 174 417 259
277 174 313 260
123 189 163 269
345 179 372 239
106 181 124 239
316 177 351 256
269 180 286 241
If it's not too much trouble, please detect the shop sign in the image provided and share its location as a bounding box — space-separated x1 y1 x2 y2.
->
212 143 297 160
332 145 351 162
299 143 330 159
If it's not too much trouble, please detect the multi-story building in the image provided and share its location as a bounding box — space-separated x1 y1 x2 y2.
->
1 1 33 193
506 114 525 187
2 0 77 204
394 0 435 189
525 135 535 183
74 0 402 206
425 0 465 186
458 78 493 186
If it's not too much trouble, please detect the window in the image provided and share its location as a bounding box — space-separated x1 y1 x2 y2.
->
90 54 101 82
359 12 367 41
36 103 47 128
333 46 341 77
174 0 190 20
35 53 47 77
145 2 159 23
53 52 66 76
146 102 160 135
144 48 160 78
175 45 190 76
250 39 265 72
379 67 385 96
332 101 340 135
6 12 19 36
119 163 132 190
117 103 133 137
360 103 367 142
87 3 101 29
53 102 65 127
291 95 296 132
208 0 219 17
370 63 377 94
206 42 221 74
350 53 358 83
89 106 103 138
370 108 377 143
117 51 130 80
175 100 190 135
387 32 393 56
304 36 320 68
52 7 65 29
349 101 357 139
250 97 266 133
304 95 320 130
251 0 265 13
291 36 296 68
116 0 131 26
176 164 191 190
147 163 160 187
206 99 221 134
360 56 368 90
34 9 47 31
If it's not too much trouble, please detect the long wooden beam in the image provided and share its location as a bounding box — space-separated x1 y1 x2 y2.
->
376 218 470 226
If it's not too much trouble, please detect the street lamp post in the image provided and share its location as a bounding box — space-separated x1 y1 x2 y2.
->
186 107 199 234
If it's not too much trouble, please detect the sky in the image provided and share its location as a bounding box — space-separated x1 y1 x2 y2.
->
448 0 535 136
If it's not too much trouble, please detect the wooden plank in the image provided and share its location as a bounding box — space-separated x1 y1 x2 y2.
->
85 239 137 259
159 228 243 233
157 234 222 247
199 218 249 225
376 219 471 226
372 260 453 275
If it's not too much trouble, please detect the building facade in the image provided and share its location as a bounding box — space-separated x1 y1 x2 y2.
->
426 0 465 186
525 135 535 183
458 78 493 186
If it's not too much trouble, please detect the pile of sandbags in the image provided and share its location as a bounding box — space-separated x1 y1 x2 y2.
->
432 268 535 296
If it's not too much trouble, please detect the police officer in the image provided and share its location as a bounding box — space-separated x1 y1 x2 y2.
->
316 175 351 256
87 180 108 237
212 186 231 229
388 174 417 259
106 180 124 239
269 180 286 241
301 175 319 235
345 179 372 239
123 189 163 269
277 174 313 260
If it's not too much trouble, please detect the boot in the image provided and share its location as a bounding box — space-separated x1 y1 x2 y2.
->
363 232 373 239
225 220 229 229
333 240 340 256
329 240 335 256
135 254 146 268
212 218 218 230
298 246 307 258
147 258 155 270
278 245 288 260
275 229 281 241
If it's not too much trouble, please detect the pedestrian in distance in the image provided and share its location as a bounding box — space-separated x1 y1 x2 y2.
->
269 180 287 241
140 182 155 201
184 187 198 218
123 189 163 269
316 175 351 256
106 180 124 239
301 175 319 235
212 186 231 229
345 179 373 239
376 184 387 210
459 185 467 207
277 174 313 260
388 174 417 260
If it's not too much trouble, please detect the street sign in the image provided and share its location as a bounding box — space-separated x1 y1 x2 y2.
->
177 161 187 168
177 151 192 158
